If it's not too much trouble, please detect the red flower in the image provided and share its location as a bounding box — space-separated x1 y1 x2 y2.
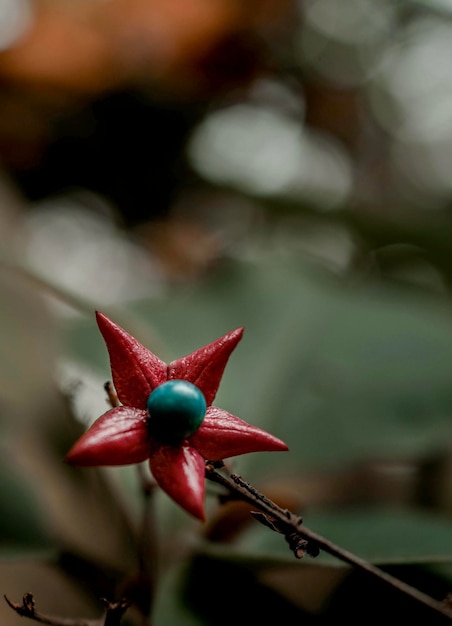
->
66 312 288 520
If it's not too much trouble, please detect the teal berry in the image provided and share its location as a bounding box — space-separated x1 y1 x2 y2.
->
147 380 207 442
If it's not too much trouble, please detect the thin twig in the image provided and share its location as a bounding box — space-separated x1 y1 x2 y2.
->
205 464 452 621
101 599 131 626
4 594 129 626
104 382 120 409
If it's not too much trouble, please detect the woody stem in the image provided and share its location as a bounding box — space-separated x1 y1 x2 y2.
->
205 463 452 622
4 594 129 626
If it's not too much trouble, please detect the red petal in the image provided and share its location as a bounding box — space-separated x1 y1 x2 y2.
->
149 443 206 520
96 311 167 408
66 406 151 466
167 328 244 406
189 406 288 461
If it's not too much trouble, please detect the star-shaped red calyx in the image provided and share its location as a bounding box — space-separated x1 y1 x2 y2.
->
66 311 288 520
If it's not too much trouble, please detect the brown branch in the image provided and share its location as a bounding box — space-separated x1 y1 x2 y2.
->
205 463 452 621
104 382 120 409
4 594 130 626
100 599 130 626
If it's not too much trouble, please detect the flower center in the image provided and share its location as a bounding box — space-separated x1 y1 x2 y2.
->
146 380 207 442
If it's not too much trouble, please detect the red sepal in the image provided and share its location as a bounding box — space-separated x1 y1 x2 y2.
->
168 328 244 406
66 406 150 466
189 406 288 461
149 443 206 520
96 311 167 408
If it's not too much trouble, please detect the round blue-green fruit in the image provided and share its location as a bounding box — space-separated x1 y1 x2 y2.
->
146 380 207 442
